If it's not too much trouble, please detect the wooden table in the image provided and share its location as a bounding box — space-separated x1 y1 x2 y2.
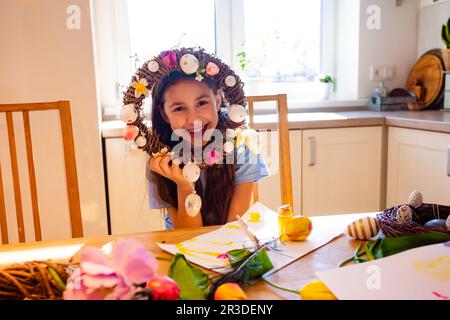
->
0 215 367 300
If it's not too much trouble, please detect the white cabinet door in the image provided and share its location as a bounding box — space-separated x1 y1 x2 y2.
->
386 127 450 207
302 127 382 216
256 130 302 214
105 138 165 235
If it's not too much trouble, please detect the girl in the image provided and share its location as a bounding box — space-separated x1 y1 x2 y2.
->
122 48 269 230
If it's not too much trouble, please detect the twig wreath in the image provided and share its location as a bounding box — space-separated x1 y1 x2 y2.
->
119 47 257 217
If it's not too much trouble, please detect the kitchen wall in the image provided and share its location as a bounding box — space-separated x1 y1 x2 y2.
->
357 0 420 99
0 0 107 242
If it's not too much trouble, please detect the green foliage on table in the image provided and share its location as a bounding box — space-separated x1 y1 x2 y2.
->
168 253 210 300
227 248 274 283
340 232 450 267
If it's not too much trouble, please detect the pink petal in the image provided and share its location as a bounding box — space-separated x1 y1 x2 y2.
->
106 281 136 300
121 256 155 285
79 247 109 266
81 274 121 289
111 239 157 278
81 261 115 276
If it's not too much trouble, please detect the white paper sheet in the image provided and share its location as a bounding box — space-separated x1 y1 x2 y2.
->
316 242 450 300
157 202 376 275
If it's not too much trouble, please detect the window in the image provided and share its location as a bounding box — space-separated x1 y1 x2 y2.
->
95 0 335 118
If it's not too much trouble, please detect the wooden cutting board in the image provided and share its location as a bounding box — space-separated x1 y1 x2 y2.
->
406 53 444 110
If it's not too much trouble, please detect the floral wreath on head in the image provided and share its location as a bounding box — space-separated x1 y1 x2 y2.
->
120 47 253 166
119 47 260 217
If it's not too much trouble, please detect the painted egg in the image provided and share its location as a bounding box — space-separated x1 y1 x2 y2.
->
396 205 413 224
223 141 234 153
122 125 139 141
408 191 423 208
345 216 380 240
185 192 202 217
224 75 237 87
119 104 138 124
135 135 147 147
228 105 246 123
285 216 313 241
424 219 447 231
182 162 200 183
147 60 159 72
205 62 220 76
180 54 199 74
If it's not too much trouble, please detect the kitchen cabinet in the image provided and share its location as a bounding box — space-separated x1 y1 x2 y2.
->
386 127 450 207
301 127 383 216
105 138 165 234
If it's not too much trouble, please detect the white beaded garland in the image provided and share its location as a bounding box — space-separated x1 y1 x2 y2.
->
223 141 235 153
185 192 202 217
224 75 237 87
408 191 423 208
182 162 201 183
396 205 413 224
180 54 199 74
344 216 380 240
135 135 147 147
147 60 159 73
120 104 138 124
228 105 246 123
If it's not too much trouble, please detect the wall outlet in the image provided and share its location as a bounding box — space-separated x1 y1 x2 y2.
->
370 65 395 81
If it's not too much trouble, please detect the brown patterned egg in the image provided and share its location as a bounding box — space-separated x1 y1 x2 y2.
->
396 205 413 224
408 191 423 208
345 216 380 240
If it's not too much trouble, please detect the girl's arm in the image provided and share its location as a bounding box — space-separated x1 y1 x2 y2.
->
150 155 203 228
226 181 254 223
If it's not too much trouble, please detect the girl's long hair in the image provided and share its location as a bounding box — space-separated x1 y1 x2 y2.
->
148 70 240 226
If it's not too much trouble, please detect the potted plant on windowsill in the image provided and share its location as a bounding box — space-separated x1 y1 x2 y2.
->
316 74 335 100
442 17 450 71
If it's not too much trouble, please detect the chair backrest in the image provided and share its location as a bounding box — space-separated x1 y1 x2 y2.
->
0 101 83 244
245 94 293 209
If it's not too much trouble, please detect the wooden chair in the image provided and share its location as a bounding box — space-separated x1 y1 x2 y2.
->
0 101 83 244
245 94 293 209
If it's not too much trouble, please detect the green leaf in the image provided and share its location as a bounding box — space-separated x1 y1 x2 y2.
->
442 24 450 48
370 232 450 259
168 253 210 300
227 248 273 283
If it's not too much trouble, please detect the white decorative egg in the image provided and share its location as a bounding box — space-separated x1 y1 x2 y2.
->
135 135 147 147
185 192 202 217
228 105 246 123
147 60 159 72
344 216 380 240
223 141 234 153
408 191 423 208
180 54 199 74
120 104 138 124
396 205 413 224
224 75 237 87
446 215 450 230
182 162 200 183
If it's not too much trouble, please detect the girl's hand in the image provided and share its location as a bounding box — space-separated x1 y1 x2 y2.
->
149 155 191 188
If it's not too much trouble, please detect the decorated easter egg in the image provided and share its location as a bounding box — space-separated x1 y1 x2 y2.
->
182 162 200 183
224 75 237 87
185 192 202 217
408 191 423 208
285 216 312 241
122 125 139 141
205 62 220 76
180 54 199 74
223 141 234 153
120 104 138 124
135 135 147 148
228 105 246 123
396 205 413 224
147 60 159 73
424 219 447 231
345 216 380 240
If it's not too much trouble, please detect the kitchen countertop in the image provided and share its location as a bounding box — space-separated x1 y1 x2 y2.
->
101 110 450 138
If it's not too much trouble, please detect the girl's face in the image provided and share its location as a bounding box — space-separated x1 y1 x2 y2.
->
162 78 222 146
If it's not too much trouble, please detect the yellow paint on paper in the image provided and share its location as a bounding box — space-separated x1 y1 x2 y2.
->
226 225 241 229
175 244 228 265
415 256 450 282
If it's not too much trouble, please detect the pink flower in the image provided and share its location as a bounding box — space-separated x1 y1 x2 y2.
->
204 148 221 165
160 50 177 69
63 239 158 300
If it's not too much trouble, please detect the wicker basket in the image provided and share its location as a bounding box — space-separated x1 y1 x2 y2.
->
377 203 450 237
